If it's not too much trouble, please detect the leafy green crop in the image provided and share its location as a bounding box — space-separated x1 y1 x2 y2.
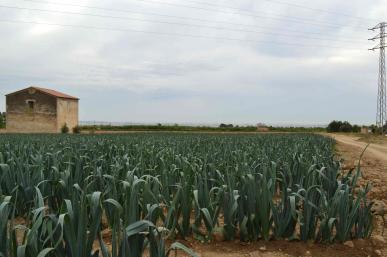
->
0 133 373 256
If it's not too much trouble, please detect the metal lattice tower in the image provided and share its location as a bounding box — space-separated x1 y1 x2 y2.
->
369 22 386 134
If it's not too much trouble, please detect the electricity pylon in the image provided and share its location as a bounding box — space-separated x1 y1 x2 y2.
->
369 22 386 134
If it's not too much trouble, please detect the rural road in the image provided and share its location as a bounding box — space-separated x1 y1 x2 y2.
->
329 134 387 163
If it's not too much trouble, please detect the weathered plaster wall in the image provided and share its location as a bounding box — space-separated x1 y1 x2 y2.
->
6 90 57 133
57 98 79 133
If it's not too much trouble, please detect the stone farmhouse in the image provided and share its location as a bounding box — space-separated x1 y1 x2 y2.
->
6 86 79 133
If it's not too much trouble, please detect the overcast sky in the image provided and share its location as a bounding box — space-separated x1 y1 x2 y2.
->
0 0 385 125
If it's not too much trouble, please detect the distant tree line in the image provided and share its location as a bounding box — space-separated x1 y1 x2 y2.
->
328 120 387 134
269 126 326 133
0 112 5 129
368 123 387 134
82 124 258 132
327 121 361 133
80 123 328 133
219 124 235 128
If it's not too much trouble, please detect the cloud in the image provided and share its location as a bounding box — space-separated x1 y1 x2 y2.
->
0 0 383 125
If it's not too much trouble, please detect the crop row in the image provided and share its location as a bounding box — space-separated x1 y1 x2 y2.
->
0 133 373 257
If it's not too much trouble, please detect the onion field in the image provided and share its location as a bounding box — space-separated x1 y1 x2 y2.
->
0 133 373 257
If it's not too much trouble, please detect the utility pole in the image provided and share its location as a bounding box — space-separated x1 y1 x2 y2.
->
369 22 386 135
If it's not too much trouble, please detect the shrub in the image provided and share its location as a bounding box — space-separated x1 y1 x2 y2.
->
219 123 234 128
340 121 353 133
327 121 342 133
72 125 81 134
61 123 69 134
0 112 5 129
352 125 361 133
327 120 361 133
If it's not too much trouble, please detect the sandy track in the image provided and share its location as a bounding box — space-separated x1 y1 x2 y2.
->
330 134 387 163
328 133 387 201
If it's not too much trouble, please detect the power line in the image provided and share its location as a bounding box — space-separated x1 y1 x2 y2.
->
132 0 367 29
0 18 365 50
9 0 375 27
10 0 363 30
0 5 365 43
263 0 378 22
185 0 377 22
5 0 367 40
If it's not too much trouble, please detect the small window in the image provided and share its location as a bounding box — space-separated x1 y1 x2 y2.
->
26 100 35 111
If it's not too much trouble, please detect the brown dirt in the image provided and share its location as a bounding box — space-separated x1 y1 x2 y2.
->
356 134 387 145
329 134 387 201
178 238 379 257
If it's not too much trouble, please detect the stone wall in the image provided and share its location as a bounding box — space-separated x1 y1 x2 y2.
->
57 98 79 133
6 90 58 133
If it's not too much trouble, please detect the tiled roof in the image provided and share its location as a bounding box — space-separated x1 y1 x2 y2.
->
6 86 79 100
33 87 78 100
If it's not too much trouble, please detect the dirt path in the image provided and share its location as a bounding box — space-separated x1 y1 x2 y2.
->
330 134 387 164
328 134 387 202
